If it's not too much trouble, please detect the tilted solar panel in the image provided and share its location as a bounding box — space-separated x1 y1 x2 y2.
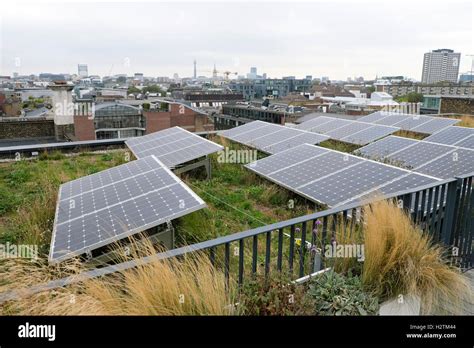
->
355 136 418 160
50 155 206 263
454 135 474 150
410 117 459 135
125 126 223 168
385 142 455 169
219 122 329 153
415 148 474 179
424 126 474 146
245 144 435 207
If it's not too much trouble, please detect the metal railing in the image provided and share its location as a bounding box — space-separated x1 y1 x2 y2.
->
0 173 472 303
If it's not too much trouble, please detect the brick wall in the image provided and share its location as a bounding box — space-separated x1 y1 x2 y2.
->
73 115 96 140
440 97 474 115
0 119 55 139
144 104 213 133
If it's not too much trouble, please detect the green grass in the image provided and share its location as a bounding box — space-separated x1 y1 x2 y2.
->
318 139 361 153
0 151 128 251
0 141 317 258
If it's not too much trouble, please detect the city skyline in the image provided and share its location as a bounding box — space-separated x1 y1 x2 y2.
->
1 1 473 80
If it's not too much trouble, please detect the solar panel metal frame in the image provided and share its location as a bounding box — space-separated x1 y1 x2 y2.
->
49 155 206 263
125 126 223 168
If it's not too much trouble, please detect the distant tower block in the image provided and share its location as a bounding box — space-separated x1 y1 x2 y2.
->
193 59 197 79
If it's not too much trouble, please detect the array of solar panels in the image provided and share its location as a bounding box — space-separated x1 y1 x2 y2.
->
218 120 330 154
126 126 223 168
357 112 460 134
50 155 206 263
295 116 400 145
356 135 474 179
245 144 438 207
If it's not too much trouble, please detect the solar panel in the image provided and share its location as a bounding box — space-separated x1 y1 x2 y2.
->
308 118 353 134
355 136 418 160
325 122 369 140
357 111 391 123
262 132 329 154
219 121 330 153
346 173 439 205
298 161 408 207
392 115 431 130
386 142 455 169
454 134 474 150
268 152 361 189
415 148 474 179
339 124 399 145
372 114 411 126
218 120 269 138
298 116 399 145
410 117 459 134
424 126 474 146
247 128 304 149
125 126 223 168
50 155 206 263
295 116 334 131
245 144 432 207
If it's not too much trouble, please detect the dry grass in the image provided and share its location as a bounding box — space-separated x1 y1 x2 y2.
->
0 239 236 316
456 115 474 128
362 199 472 314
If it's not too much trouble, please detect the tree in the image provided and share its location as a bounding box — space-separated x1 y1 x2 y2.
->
127 86 140 95
406 92 424 103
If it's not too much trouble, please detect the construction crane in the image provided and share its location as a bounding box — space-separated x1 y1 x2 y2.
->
198 66 238 80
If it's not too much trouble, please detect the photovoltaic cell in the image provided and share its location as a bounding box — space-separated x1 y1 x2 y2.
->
125 126 223 168
386 142 455 169
219 121 330 153
295 116 334 131
358 112 459 135
307 118 353 134
392 115 431 130
357 111 391 123
454 135 474 150
325 122 369 140
247 144 329 175
424 126 474 146
50 155 206 263
415 148 474 179
268 152 361 189
298 116 399 145
246 144 433 207
298 161 408 207
218 120 269 138
339 125 399 145
372 114 411 126
347 173 439 205
355 136 418 159
410 118 459 134
262 132 329 154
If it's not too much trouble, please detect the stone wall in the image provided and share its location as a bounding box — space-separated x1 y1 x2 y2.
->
440 97 474 115
0 119 55 139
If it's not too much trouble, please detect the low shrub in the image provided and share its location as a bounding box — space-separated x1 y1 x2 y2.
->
308 271 379 315
238 272 314 315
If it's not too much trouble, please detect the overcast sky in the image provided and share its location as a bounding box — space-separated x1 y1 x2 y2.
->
1 0 473 80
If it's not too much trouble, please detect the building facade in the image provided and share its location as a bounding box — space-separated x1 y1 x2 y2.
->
421 49 461 84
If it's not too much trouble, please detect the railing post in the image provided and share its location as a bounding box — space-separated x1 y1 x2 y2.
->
441 179 461 246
